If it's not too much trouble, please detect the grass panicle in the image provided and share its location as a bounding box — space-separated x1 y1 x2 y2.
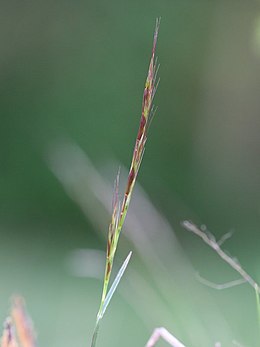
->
91 18 160 347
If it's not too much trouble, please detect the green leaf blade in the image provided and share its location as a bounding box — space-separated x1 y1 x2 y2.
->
100 251 132 318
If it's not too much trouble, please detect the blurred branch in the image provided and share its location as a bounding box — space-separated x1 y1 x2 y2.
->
145 327 223 347
182 221 260 294
195 272 246 290
145 327 187 347
217 230 234 246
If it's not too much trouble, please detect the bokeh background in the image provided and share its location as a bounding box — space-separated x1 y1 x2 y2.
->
1 1 260 346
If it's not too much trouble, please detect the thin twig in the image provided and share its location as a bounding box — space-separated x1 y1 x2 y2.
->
182 221 260 294
217 230 234 246
196 272 246 290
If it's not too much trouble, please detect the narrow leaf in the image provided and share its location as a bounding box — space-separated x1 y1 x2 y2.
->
100 251 132 318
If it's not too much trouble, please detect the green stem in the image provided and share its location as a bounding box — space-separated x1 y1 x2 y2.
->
255 285 260 339
90 321 100 347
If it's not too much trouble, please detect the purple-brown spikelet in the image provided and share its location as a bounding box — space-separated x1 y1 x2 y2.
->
120 17 160 218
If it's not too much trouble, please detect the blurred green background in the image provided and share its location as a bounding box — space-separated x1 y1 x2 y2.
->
1 1 260 346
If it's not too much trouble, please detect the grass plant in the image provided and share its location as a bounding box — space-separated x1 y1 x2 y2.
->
91 17 160 347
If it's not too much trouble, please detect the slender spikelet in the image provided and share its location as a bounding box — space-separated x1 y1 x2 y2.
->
11 297 36 347
100 169 121 309
1 318 18 347
91 18 160 347
120 17 160 221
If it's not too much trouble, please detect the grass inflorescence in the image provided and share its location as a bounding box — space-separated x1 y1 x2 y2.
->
91 18 160 347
